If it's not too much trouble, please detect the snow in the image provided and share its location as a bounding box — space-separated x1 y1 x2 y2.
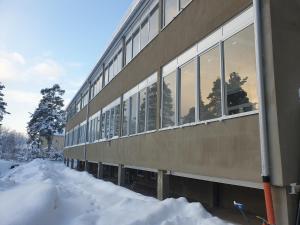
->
0 159 232 225
0 159 15 177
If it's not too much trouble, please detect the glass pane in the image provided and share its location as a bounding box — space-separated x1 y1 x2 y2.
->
164 0 178 26
147 83 157 131
109 108 115 138
96 117 100 140
224 25 258 115
129 94 138 135
180 0 191 9
149 8 159 40
114 105 120 137
200 46 222 120
140 20 149 49
113 58 118 76
162 71 176 128
180 59 196 125
117 51 123 73
109 63 114 81
105 111 110 139
101 113 105 139
105 69 109 86
132 31 140 58
122 99 129 136
138 88 147 133
126 40 132 65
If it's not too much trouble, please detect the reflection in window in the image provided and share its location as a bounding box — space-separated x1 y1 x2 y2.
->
199 46 221 120
149 7 159 40
101 113 105 139
224 25 258 115
179 59 196 125
132 31 140 58
109 108 115 138
122 99 129 136
109 63 114 81
104 68 109 86
126 39 132 65
140 20 149 49
147 83 157 131
162 71 176 128
129 94 138 135
138 88 147 133
164 0 178 26
114 105 120 137
180 0 192 9
105 111 110 139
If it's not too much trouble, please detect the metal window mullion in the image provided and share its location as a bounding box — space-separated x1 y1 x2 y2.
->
176 68 180 126
220 41 226 117
195 56 200 122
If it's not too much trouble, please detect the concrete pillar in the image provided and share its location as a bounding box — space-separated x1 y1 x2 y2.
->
64 158 66 164
77 160 80 170
67 158 70 167
118 164 125 186
71 159 74 169
85 160 89 171
97 162 103 179
157 170 169 200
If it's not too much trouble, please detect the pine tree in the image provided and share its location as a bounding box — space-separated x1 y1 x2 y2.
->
0 82 10 125
27 84 66 152
162 81 175 127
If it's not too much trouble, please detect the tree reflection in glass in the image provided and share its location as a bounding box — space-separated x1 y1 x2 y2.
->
162 71 176 128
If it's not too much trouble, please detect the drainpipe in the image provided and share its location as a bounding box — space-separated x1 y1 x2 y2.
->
253 0 276 224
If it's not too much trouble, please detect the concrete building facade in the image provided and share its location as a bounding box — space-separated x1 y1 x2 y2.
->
64 0 300 224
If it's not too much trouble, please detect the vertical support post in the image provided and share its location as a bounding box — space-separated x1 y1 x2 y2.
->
118 164 125 186
71 159 74 169
157 170 169 200
97 162 103 179
67 158 69 167
85 160 89 172
77 160 80 170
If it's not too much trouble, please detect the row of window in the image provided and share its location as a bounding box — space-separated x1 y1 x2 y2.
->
66 7 258 147
67 0 193 120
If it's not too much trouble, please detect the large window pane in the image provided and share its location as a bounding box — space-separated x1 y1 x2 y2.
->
104 68 109 86
117 51 123 73
147 83 157 131
96 116 101 140
149 7 159 40
224 25 258 115
140 20 149 49
129 94 138 135
109 63 114 81
109 108 115 138
138 88 147 133
162 71 176 128
199 46 222 120
126 40 132 65
105 111 110 139
180 0 191 9
179 59 196 125
132 31 140 58
100 113 105 139
122 99 129 136
164 0 178 26
114 105 120 137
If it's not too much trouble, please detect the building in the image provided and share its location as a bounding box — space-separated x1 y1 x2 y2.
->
64 0 300 224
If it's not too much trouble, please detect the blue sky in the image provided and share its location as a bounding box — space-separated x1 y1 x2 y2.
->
0 0 133 133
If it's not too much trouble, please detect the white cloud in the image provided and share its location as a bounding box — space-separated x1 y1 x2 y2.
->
31 59 64 80
0 51 25 81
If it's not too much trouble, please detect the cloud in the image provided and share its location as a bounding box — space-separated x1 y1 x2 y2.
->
0 51 26 81
31 59 64 80
6 90 40 105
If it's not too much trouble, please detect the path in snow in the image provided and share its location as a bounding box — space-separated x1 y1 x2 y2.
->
0 159 232 225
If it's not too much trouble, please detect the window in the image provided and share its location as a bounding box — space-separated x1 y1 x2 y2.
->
129 93 138 135
164 0 178 26
122 99 129 136
104 68 109 86
109 108 115 138
149 7 159 40
109 63 114 81
224 25 258 115
114 105 121 137
180 0 192 9
117 51 123 74
147 82 157 131
105 110 110 139
179 59 196 125
140 20 149 49
199 46 222 120
162 70 177 128
138 88 147 133
126 39 132 65
132 30 140 58
76 100 81 112
100 112 105 139
82 91 89 108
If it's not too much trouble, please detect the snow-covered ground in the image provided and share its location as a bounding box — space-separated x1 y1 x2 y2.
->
0 159 232 225
0 159 15 177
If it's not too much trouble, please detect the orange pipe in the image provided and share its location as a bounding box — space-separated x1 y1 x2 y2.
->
263 181 276 225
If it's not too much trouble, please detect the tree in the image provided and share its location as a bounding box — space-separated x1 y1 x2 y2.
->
27 84 66 152
162 81 175 127
0 82 10 125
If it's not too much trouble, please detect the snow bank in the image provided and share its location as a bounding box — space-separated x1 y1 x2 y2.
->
0 159 232 225
0 159 15 177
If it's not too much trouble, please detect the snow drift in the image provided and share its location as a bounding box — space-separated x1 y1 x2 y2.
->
0 159 232 225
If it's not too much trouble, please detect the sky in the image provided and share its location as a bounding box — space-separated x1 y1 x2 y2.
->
0 0 133 134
